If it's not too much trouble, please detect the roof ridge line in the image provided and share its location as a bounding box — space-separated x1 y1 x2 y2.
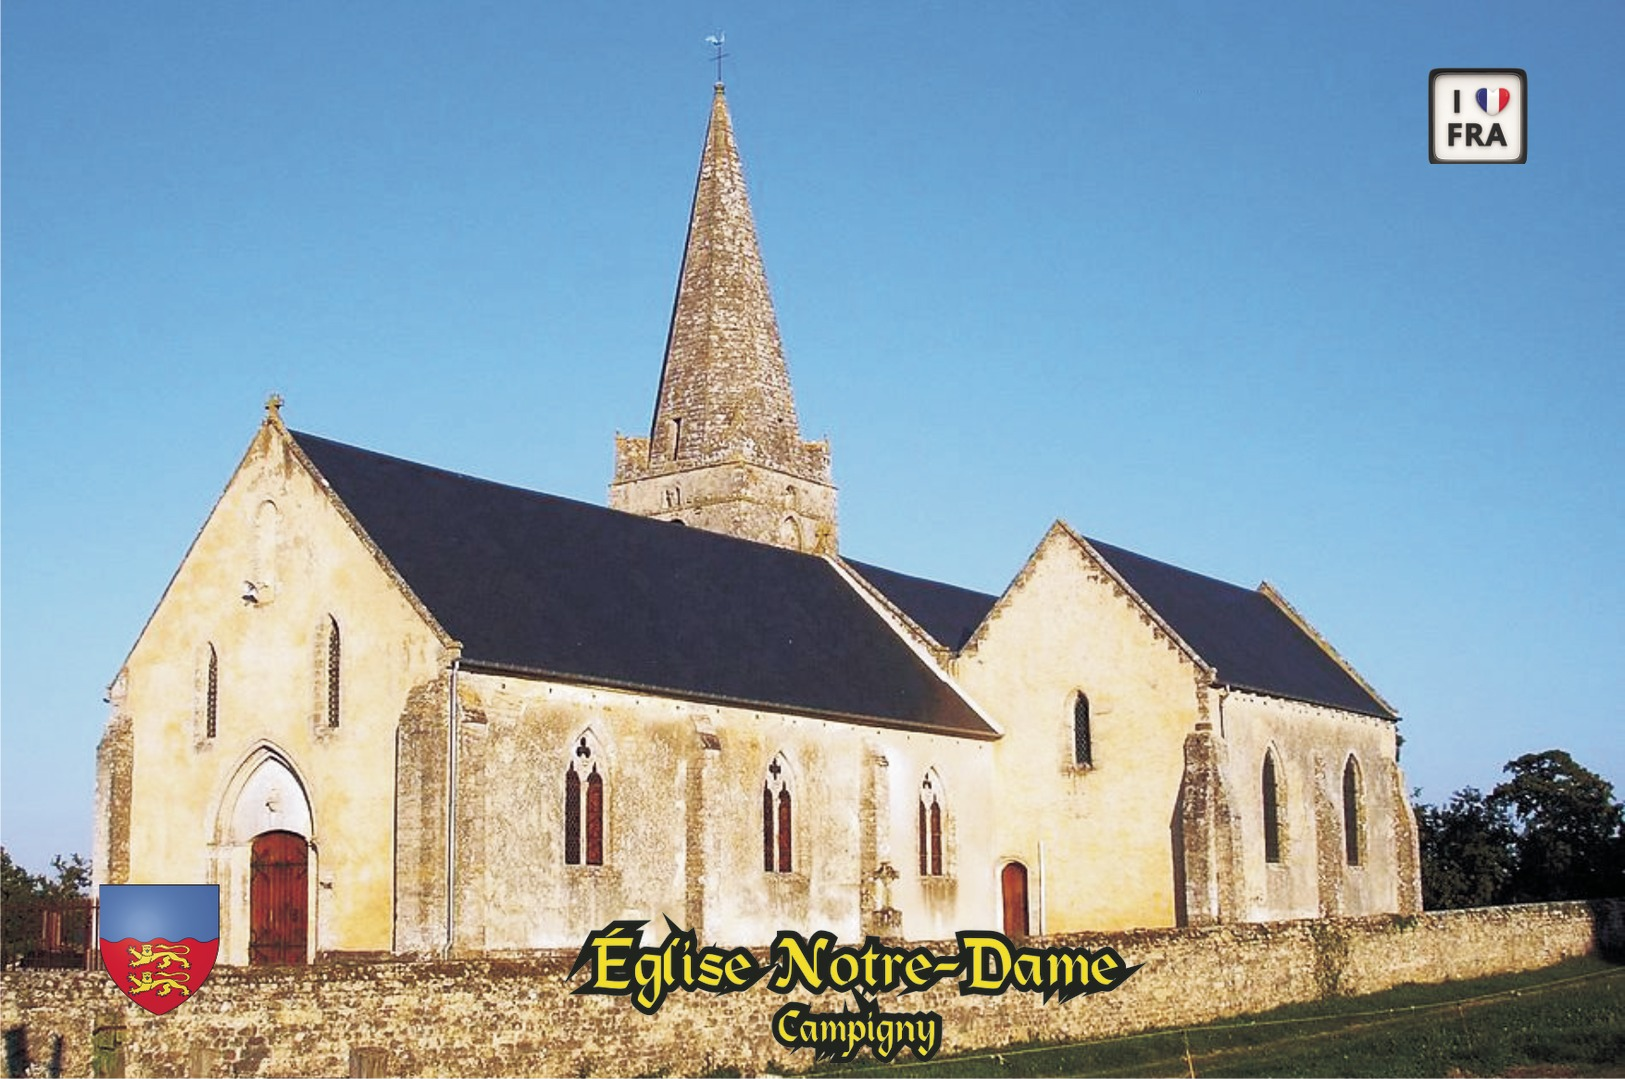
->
845 557 999 604
291 429 583 505
293 429 787 556
825 556 1006 738
1087 535 1260 595
837 558 955 657
1257 581 1399 719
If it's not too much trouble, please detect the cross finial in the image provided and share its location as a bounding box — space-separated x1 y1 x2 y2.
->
705 31 727 86
265 393 284 421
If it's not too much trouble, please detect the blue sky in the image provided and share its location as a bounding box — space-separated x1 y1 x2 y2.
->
3 2 1620 873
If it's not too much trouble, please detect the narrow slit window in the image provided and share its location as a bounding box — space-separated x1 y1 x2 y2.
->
919 772 945 877
564 768 582 865
1343 757 1362 866
585 767 604 866
325 617 341 728
1263 752 1282 864
776 790 793 873
762 785 775 871
929 801 943 877
206 644 219 739
1073 693 1092 766
918 800 928 876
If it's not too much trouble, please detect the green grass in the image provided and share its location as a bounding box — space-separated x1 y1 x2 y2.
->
814 956 1625 1078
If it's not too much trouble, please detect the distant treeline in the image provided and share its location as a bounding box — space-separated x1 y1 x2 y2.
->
1416 750 1625 909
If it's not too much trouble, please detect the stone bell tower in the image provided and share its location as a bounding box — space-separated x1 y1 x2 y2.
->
610 84 837 554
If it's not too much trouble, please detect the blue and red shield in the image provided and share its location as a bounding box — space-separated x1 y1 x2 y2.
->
98 885 220 1015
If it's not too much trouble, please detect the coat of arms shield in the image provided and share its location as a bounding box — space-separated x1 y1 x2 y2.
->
98 884 220 1015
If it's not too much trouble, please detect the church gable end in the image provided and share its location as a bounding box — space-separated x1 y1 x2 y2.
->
119 414 449 687
101 408 452 957
953 526 1208 933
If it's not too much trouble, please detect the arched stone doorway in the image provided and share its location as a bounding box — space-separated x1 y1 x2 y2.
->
1001 861 1029 939
213 747 315 965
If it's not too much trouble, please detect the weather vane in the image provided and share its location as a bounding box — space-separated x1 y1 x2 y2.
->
705 31 728 84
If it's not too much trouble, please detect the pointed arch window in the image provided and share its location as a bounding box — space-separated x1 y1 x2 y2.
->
324 616 341 728
565 735 605 866
918 771 945 877
205 644 219 739
1072 692 1092 767
779 516 804 551
1262 751 1283 864
763 753 793 873
1343 756 1362 866
253 499 280 596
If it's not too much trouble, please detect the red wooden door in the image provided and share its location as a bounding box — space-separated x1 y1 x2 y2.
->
250 831 308 965
1001 861 1029 939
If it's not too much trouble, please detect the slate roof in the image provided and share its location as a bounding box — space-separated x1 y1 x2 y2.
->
846 535 1394 721
291 431 995 738
1086 538 1395 719
843 559 998 652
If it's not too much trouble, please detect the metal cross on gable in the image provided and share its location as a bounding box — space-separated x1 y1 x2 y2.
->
706 32 728 84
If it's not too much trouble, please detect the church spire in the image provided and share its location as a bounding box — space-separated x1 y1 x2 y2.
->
648 84 805 471
611 85 837 554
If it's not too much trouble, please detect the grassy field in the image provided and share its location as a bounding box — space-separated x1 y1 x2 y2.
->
815 956 1625 1078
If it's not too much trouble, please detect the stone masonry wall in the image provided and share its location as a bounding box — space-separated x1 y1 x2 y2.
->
4 900 1619 1078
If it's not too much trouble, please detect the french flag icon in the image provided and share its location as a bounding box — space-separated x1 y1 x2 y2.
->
1476 87 1511 115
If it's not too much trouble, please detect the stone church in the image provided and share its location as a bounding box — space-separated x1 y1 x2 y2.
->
94 85 1421 966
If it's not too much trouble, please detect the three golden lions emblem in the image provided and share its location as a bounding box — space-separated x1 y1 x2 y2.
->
126 943 192 997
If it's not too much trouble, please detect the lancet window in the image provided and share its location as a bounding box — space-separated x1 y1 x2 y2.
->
565 734 605 866
919 770 945 877
1343 756 1363 866
206 644 219 739
763 753 793 873
1263 750 1284 864
1073 692 1092 766
323 616 341 729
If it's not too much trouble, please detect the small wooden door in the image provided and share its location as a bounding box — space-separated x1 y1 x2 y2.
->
1001 861 1029 939
249 830 308 965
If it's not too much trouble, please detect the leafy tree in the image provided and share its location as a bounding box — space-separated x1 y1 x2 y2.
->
1 848 91 965
1489 750 1625 903
1417 750 1625 909
40 852 91 900
1417 787 1517 909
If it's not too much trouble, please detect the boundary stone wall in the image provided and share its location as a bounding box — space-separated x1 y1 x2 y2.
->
4 900 1620 1078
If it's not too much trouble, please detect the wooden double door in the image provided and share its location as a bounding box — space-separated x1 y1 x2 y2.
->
249 830 308 965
